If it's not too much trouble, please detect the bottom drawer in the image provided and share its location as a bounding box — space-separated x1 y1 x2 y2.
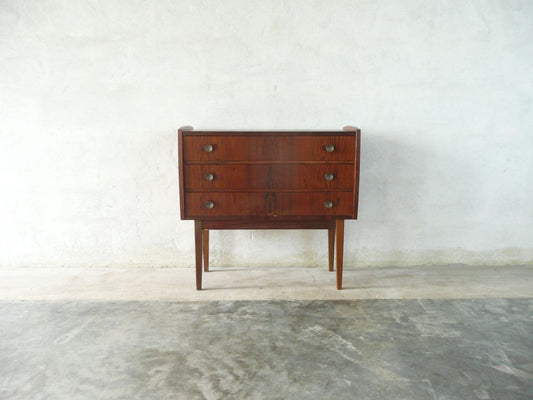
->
184 192 354 218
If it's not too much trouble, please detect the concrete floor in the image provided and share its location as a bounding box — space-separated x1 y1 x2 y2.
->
1 299 532 399
1 265 532 399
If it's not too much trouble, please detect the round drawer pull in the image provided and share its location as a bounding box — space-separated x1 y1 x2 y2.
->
325 144 335 152
325 173 334 181
204 144 213 153
205 201 215 209
324 201 333 209
205 173 214 181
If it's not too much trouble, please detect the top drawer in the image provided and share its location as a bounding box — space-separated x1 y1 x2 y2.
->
183 135 355 162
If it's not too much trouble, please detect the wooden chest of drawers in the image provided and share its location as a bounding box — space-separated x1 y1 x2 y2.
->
178 126 361 290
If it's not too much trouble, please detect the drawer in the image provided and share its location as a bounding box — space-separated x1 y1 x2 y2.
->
183 135 355 162
184 164 355 191
184 192 354 218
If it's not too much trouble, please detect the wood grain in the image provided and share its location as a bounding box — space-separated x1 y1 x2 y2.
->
177 129 361 290
183 135 356 162
184 164 354 191
184 192 354 218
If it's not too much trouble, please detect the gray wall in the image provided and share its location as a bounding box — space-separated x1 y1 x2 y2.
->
1 0 532 267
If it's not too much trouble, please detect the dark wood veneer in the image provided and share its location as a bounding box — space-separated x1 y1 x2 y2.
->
184 164 355 191
178 127 361 290
184 192 354 218
183 135 355 162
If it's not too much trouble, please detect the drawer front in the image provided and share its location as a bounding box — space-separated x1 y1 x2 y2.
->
183 135 355 162
184 164 355 191
184 192 354 218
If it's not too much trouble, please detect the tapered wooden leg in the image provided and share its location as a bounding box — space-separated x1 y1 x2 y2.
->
328 228 335 271
203 229 209 272
194 220 203 290
335 219 344 290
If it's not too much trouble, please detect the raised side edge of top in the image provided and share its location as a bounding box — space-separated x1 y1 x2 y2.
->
343 125 360 132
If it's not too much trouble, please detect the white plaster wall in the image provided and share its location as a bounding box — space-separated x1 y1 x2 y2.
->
1 0 532 268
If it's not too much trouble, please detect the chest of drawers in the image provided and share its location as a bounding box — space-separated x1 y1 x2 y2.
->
178 126 361 290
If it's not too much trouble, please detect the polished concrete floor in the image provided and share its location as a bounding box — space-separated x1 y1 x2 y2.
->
1 299 532 399
1 265 532 399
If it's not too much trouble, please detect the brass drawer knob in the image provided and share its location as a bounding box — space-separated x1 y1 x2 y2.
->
324 201 333 209
205 201 215 209
325 173 334 181
205 173 214 181
325 144 335 152
204 144 213 152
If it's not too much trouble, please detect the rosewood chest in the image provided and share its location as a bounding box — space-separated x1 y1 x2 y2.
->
178 126 361 290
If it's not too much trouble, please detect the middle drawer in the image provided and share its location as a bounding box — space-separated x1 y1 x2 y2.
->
184 164 354 191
